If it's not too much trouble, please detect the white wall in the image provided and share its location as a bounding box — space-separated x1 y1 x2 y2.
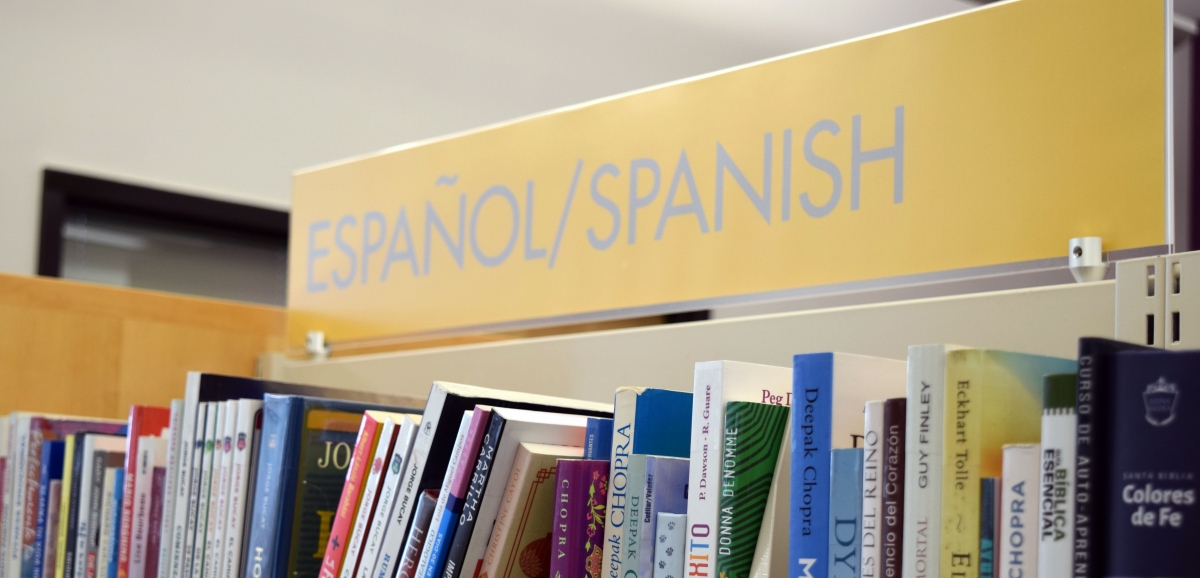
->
0 0 976 276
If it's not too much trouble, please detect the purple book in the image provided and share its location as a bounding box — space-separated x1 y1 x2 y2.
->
145 467 166 578
550 459 608 578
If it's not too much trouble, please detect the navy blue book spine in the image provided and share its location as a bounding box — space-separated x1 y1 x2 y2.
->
440 413 506 578
1104 350 1200 577
979 478 997 578
584 418 613 461
31 441 65 578
1072 337 1150 578
244 395 302 578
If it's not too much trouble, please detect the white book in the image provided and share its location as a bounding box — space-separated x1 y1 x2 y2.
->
1037 377 1076 578
205 401 238 578
157 400 183 578
3 414 30 578
902 344 961 578
653 513 685 578
170 386 205 578
685 361 790 577
339 418 401 578
74 436 126 578
458 407 591 577
188 404 219 578
748 418 789 578
97 468 118 577
220 399 262 578
130 437 158 578
1000 444 1040 578
357 415 420 578
412 413 473 578
861 401 884 578
386 381 610 567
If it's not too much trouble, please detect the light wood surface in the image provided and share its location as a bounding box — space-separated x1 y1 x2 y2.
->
0 273 285 418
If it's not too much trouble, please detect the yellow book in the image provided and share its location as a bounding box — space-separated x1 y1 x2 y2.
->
939 350 1074 578
54 434 75 578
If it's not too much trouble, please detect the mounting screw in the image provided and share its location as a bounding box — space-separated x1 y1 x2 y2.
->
1068 237 1107 283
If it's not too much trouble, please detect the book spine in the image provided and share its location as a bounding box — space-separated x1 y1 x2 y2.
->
903 346 946 578
978 479 996 578
687 363 723 578
131 439 156 578
413 416 473 578
29 450 50 578
221 399 261 578
998 445 1038 578
584 419 612 461
828 449 862 578
121 407 171 578
181 403 211 578
21 420 46 578
145 467 165 578
1037 376 1075 578
584 462 608 578
205 402 236 578
369 424 426 578
618 456 647 578
158 400 182 578
653 513 685 578
603 388 638 578
96 471 115 578
188 405 219 578
550 462 582 578
339 420 399 578
396 492 438 578
861 401 884 578
42 482 61 578
390 388 449 553
317 415 383 578
86 456 110 578
441 413 505 578
168 398 200 578
714 403 788 578
107 470 125 578
357 419 417 578
477 447 532 578
65 438 87 578
244 397 289 578
54 435 76 578
940 350 982 578
880 399 905 578
638 456 690 578
792 353 834 578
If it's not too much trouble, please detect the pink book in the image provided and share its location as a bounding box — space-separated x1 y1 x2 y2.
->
144 466 166 578
316 412 387 578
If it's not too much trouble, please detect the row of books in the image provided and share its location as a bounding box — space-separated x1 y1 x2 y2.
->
1 336 1197 578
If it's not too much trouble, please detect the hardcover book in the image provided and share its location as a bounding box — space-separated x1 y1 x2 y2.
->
999 445 1038 578
714 402 788 578
117 407 170 578
861 401 884 578
1037 374 1075 578
603 388 690 578
477 443 582 578
390 380 610 572
397 491 439 578
939 351 1072 578
879 398 905 578
549 460 608 578
652 513 684 578
828 449 862 578
1103 349 1200 577
688 362 789 578
791 353 905 578
634 456 688 578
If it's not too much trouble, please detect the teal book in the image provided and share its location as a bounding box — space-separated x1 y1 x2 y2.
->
619 455 648 578
828 449 862 578
714 402 789 578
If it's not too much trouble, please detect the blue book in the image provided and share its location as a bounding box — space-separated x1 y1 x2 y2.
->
604 388 692 578
107 469 124 578
1102 349 1200 577
979 478 998 578
584 418 613 460
829 449 862 578
30 441 64 578
636 456 689 578
790 353 905 578
244 395 417 578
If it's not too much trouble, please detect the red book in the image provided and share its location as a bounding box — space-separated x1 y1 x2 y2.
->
549 459 608 578
316 411 392 578
117 406 170 578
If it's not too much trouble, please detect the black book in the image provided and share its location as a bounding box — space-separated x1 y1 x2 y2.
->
880 398 906 578
441 412 505 578
1072 337 1151 578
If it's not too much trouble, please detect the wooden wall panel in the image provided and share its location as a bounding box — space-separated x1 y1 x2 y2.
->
0 273 284 419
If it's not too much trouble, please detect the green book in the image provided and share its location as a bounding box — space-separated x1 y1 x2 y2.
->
715 401 790 578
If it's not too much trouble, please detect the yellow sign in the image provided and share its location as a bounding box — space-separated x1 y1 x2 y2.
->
289 0 1167 347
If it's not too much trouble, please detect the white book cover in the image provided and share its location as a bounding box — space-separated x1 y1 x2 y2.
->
130 437 158 578
75 436 126 578
170 380 204 578
97 468 118 577
220 399 262 578
158 400 183 578
387 381 610 564
187 403 219 578
748 417 789 578
1000 444 1039 578
1037 378 1076 578
458 407 590 577
653 513 685 578
686 361 790 577
357 415 420 578
601 387 641 578
339 418 401 578
861 401 884 578
902 344 961 578
412 413 473 578
204 401 238 578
